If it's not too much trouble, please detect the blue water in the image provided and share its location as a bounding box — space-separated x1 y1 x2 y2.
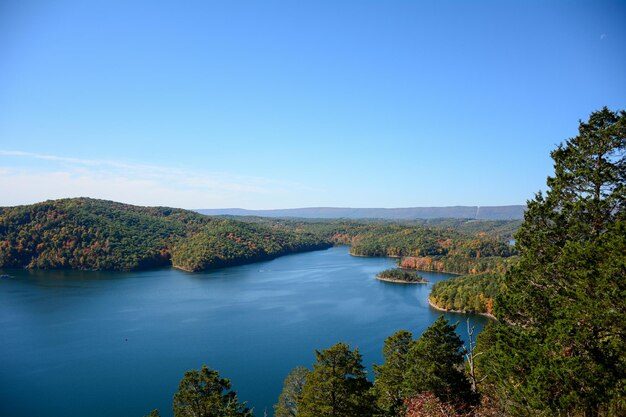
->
0 246 488 417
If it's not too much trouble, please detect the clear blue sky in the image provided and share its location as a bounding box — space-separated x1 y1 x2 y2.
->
1 0 625 209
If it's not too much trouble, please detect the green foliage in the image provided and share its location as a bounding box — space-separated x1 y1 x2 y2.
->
171 220 329 272
0 198 197 270
293 320 476 417
403 317 474 408
298 342 376 417
349 227 515 260
331 221 517 275
373 330 413 417
172 365 252 417
479 107 626 416
427 219 521 240
143 410 161 417
274 367 309 417
0 198 330 272
429 273 501 316
377 269 426 283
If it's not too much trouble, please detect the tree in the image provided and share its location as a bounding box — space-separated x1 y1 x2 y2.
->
499 107 625 327
143 410 161 417
373 330 413 417
298 342 376 417
479 107 626 416
403 317 474 408
274 366 309 417
172 365 252 417
462 319 485 394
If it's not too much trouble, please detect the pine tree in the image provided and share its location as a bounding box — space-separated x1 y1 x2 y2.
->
402 317 474 408
373 330 413 417
298 342 376 417
172 365 252 417
479 107 626 416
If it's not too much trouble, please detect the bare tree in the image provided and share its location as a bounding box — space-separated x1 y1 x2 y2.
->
463 319 486 394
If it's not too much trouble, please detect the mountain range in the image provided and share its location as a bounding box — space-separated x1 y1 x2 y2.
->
196 205 526 220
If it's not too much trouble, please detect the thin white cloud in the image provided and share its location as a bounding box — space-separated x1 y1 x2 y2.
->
0 150 305 208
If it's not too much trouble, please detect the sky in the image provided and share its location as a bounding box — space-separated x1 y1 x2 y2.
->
1 0 625 209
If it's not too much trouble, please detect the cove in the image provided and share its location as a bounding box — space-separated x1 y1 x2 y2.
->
0 246 489 417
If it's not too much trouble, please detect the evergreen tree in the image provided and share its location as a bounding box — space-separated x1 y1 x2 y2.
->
373 330 413 417
298 342 376 417
172 365 252 417
479 107 626 416
274 367 309 417
403 317 474 408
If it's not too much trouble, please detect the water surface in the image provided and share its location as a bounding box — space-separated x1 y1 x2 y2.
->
0 246 488 417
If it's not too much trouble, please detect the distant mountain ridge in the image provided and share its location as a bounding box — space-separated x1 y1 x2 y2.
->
196 205 526 220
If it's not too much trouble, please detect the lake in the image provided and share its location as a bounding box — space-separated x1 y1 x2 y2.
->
0 246 488 417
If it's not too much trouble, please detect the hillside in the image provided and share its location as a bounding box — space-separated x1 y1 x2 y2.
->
347 224 517 275
429 272 501 316
0 198 330 272
196 205 526 220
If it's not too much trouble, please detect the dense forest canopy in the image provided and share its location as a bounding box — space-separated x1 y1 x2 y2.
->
347 224 517 275
0 198 330 272
429 273 500 316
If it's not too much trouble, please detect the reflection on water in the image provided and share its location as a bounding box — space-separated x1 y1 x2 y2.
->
0 246 488 417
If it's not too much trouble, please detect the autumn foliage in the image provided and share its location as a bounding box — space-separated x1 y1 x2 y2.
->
405 393 468 417
0 198 330 272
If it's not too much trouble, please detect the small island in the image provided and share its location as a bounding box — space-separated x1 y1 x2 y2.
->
376 268 427 284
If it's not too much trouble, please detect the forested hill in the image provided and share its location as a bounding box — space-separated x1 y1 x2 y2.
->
0 198 330 272
215 217 519 275
197 205 525 220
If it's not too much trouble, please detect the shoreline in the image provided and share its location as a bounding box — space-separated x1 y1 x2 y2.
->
428 298 497 320
349 253 464 275
348 251 493 277
350 252 401 259
400 266 462 276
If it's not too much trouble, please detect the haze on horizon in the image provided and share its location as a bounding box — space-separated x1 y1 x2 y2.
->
1 1 625 210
